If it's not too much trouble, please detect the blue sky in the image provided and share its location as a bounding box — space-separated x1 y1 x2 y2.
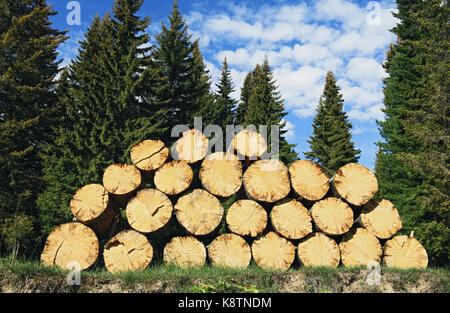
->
48 0 399 170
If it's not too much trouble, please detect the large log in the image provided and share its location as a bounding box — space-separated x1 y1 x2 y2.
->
41 222 99 270
331 163 378 206
174 189 224 236
243 159 291 203
103 163 142 199
207 234 251 269
226 200 267 238
359 199 402 239
199 152 242 197
154 160 193 196
126 188 173 234
310 197 354 236
231 130 267 159
163 236 206 268
288 160 329 201
130 139 169 172
251 231 295 271
297 232 341 268
103 230 153 273
70 184 117 237
383 231 428 268
339 228 382 267
175 129 209 163
270 198 312 240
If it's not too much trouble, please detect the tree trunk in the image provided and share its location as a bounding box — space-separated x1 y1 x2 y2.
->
199 152 242 197
154 160 193 196
231 129 267 159
359 199 402 239
41 222 99 270
207 233 251 269
331 163 378 206
70 184 117 238
226 199 267 238
243 159 291 203
339 228 382 267
310 197 354 236
383 231 428 268
251 231 295 271
130 139 169 172
288 160 330 201
270 198 313 240
297 232 341 267
125 188 173 234
102 163 142 207
175 129 209 164
174 189 224 236
163 236 206 268
103 230 153 273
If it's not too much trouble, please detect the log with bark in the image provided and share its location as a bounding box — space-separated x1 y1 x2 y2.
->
163 236 206 268
154 160 193 196
289 160 329 201
41 222 99 270
339 228 383 267
383 231 428 268
270 198 312 240
310 197 354 236
231 129 267 159
359 199 402 239
251 231 295 271
130 139 169 172
207 233 251 269
175 129 209 163
297 232 341 267
225 199 268 237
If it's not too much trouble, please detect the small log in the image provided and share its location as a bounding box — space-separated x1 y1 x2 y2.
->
251 231 295 271
41 222 99 270
270 198 313 240
288 160 329 201
339 228 383 267
243 159 291 203
199 152 242 197
310 197 354 236
297 233 341 268
174 189 224 236
70 184 116 237
175 129 209 163
231 130 267 159
154 160 193 196
103 163 142 196
359 199 402 239
383 231 428 268
126 188 173 234
163 236 206 268
103 230 153 273
226 199 268 238
207 234 251 269
331 163 378 206
130 139 169 171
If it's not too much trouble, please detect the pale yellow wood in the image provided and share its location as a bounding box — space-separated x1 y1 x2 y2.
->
103 164 142 196
126 188 173 233
175 129 209 163
251 231 295 271
289 160 330 201
297 233 340 267
174 189 224 236
226 200 267 237
360 199 402 239
199 152 243 197
232 130 267 158
243 159 291 203
270 198 312 240
164 236 206 268
154 160 193 195
207 234 251 269
130 139 169 171
339 228 382 267
41 223 99 270
383 234 428 268
103 230 153 273
332 163 378 206
310 197 354 236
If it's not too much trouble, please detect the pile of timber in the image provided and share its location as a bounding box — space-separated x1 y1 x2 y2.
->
41 131 428 272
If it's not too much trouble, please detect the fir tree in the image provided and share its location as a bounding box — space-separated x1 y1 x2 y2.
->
212 58 237 129
305 71 360 176
235 66 260 125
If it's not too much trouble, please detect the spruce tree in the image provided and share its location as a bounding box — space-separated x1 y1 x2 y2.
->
305 71 360 176
0 0 67 256
212 58 237 129
235 66 260 125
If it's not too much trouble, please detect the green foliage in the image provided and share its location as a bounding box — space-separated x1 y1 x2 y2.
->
189 280 261 293
305 71 360 176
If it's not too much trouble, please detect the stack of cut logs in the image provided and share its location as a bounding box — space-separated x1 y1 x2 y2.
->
41 129 428 273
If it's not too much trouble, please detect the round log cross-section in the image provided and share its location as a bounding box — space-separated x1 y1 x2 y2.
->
297 233 341 268
383 232 428 269
207 234 251 269
130 139 169 171
163 236 206 268
289 160 329 201
154 161 193 196
175 129 209 163
231 130 267 159
270 198 312 240
360 199 402 239
310 197 354 236
251 231 295 271
339 228 382 267
226 200 268 238
103 164 142 196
